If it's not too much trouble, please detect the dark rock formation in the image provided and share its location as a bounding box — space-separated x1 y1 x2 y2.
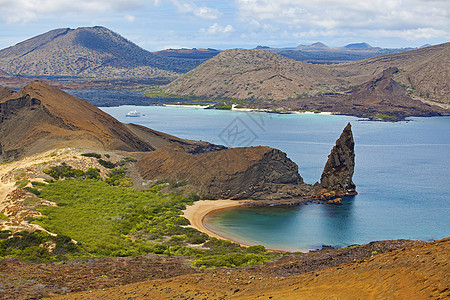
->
318 122 356 196
137 145 311 200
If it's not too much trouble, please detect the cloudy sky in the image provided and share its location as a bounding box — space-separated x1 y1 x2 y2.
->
0 0 449 51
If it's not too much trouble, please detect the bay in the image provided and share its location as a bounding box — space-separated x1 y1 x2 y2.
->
100 105 450 251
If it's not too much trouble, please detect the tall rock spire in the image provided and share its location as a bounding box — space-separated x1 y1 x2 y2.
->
319 122 357 196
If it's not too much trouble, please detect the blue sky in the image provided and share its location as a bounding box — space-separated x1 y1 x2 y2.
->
0 0 449 51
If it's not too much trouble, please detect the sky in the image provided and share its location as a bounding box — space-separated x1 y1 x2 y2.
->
0 0 449 51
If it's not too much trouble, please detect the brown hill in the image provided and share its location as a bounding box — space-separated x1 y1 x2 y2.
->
52 237 450 299
137 145 310 200
335 42 450 104
164 43 450 111
0 81 220 162
255 67 447 120
164 49 342 100
0 26 198 79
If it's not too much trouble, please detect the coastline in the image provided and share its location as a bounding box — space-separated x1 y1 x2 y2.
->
182 199 251 247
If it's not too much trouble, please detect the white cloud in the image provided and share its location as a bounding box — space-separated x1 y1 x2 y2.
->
124 15 136 22
0 0 146 23
172 0 220 19
201 23 234 35
235 0 450 41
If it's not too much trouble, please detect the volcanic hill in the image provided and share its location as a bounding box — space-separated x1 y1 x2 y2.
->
254 67 447 120
164 48 342 100
0 26 198 79
0 81 221 162
164 43 450 112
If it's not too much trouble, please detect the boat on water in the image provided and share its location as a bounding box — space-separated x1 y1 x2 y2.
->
126 110 141 117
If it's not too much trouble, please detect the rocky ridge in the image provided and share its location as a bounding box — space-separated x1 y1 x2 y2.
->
0 81 219 162
41 238 449 300
248 67 447 120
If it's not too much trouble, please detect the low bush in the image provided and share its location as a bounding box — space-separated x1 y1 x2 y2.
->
97 159 116 169
81 153 101 158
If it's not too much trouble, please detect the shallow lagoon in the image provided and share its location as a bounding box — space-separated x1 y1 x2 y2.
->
101 105 450 251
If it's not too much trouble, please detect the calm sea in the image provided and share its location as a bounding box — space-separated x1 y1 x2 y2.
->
100 105 450 251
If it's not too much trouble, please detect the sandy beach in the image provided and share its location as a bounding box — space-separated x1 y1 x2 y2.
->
182 199 250 245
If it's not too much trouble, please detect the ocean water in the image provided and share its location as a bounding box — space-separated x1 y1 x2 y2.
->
101 105 450 251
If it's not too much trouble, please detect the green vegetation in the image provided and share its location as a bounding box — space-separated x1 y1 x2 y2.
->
209 103 233 110
0 213 8 220
97 159 116 169
105 168 133 187
0 230 80 262
17 177 279 267
15 180 30 189
375 114 397 120
81 152 102 159
43 163 84 179
5 160 278 267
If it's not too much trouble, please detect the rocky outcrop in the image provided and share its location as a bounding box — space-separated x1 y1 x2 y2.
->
137 145 311 200
138 123 358 201
317 122 356 197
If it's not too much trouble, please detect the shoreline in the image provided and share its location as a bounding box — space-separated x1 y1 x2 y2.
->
182 199 252 247
182 198 315 251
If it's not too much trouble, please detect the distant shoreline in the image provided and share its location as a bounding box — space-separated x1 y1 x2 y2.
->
163 103 335 115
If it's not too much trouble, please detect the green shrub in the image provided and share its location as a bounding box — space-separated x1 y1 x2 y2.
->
81 153 101 158
26 179 278 267
97 159 116 169
171 180 188 189
85 168 101 180
123 157 137 162
246 245 266 253
15 180 30 188
43 163 84 179
188 192 200 201
23 186 41 196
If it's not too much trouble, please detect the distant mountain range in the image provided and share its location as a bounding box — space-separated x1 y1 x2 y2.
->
154 42 420 64
0 26 200 79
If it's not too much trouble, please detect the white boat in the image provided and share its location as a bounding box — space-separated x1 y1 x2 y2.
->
126 110 141 117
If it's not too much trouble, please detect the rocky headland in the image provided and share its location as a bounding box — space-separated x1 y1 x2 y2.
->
137 122 356 202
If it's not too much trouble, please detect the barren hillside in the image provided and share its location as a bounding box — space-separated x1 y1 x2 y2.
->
165 43 450 105
0 26 198 78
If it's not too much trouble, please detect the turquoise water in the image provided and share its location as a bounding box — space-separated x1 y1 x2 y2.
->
101 105 450 251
